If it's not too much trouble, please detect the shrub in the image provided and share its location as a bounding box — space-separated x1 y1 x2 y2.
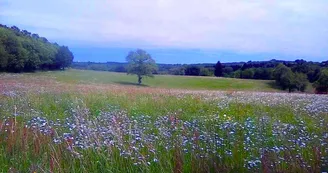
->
313 68 328 93
241 69 254 79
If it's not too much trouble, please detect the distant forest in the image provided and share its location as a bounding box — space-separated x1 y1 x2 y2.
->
0 24 74 72
73 60 328 93
73 59 328 81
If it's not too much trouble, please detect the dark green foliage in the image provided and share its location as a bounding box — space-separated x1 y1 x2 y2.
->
307 68 321 83
240 69 254 79
223 66 233 76
273 64 309 92
185 66 201 76
273 64 295 92
114 65 126 73
241 62 252 70
313 68 328 93
126 49 157 84
273 63 291 81
21 38 45 71
55 46 74 69
294 73 308 92
3 32 27 72
253 68 273 80
291 60 321 83
0 44 8 71
0 24 73 72
169 67 185 75
279 70 295 92
214 61 223 77
292 59 310 73
200 67 213 76
73 62 126 72
233 70 242 78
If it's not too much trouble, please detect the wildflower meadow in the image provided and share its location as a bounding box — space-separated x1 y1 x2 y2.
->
0 71 327 173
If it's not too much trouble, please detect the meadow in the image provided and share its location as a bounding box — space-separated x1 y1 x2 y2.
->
39 69 281 91
0 70 327 173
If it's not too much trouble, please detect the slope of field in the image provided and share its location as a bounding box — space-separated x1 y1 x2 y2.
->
40 69 280 92
0 72 327 172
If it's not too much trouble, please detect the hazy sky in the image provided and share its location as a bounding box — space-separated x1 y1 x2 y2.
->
1 0 328 63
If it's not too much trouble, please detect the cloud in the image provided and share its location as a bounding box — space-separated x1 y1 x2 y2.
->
1 0 328 58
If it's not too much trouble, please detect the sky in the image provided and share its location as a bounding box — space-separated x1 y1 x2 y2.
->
1 0 328 64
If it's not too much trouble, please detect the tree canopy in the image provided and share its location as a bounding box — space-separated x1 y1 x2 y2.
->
126 49 157 84
313 68 328 93
185 66 201 76
0 24 74 72
273 63 309 92
214 61 223 77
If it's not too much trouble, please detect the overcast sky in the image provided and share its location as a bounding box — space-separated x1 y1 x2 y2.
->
1 0 328 63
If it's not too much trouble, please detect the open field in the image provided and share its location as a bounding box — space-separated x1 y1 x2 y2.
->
37 69 282 92
0 71 327 172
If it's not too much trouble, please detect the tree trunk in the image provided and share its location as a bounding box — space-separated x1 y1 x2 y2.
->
138 75 142 85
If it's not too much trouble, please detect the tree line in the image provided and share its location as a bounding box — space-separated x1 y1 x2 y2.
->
217 60 328 93
72 62 216 76
73 59 327 81
0 24 74 72
73 58 328 93
120 49 328 93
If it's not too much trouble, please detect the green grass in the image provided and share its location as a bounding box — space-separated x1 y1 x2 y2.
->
38 69 279 91
0 71 326 172
0 91 326 172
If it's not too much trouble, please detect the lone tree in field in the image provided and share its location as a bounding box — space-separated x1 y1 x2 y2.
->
126 49 157 85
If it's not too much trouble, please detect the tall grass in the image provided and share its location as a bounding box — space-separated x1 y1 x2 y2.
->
0 90 327 172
